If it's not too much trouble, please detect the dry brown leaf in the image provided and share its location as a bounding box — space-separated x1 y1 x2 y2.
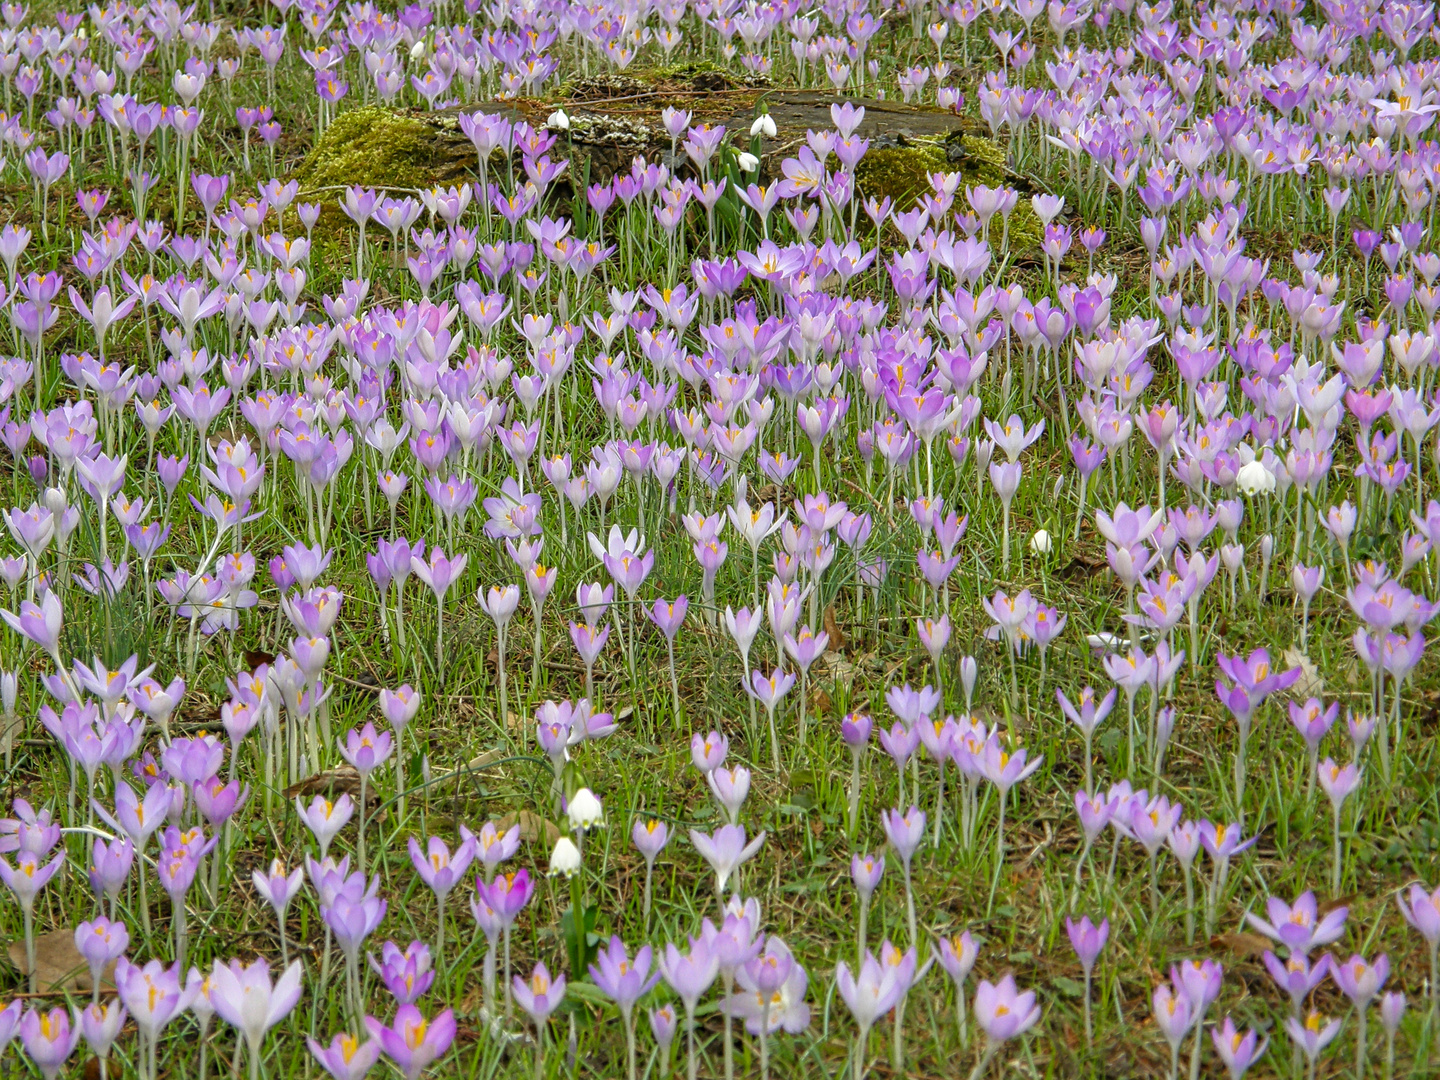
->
810 684 833 718
497 810 560 846
283 766 379 805
1320 893 1356 916
1208 932 1271 959
1283 647 1323 699
823 650 857 694
9 930 111 992
467 748 505 770
823 604 847 652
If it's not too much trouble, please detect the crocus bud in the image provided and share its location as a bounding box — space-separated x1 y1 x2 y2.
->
840 712 872 749
1380 991 1406 1036
960 656 978 710
850 852 885 899
1155 706 1176 774
649 1005 678 1058
690 730 728 774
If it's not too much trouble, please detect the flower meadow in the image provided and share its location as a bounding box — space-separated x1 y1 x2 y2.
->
0 0 1440 1077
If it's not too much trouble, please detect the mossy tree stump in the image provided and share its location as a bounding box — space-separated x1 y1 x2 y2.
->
290 86 1039 251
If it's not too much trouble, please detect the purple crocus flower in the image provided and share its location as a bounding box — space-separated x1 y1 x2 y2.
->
114 958 195 1048
18 1006 81 1080
325 888 388 964
1282 1011 1341 1067
661 936 719 1076
973 973 1041 1049
408 835 476 901
308 1032 382 1080
1211 1017 1267 1080
689 824 765 901
208 957 304 1063
340 723 394 778
295 795 354 860
721 936 810 1037
512 962 566 1029
1246 891 1348 956
590 934 661 1075
87 835 134 911
368 941 434 1005
836 948 903 1048
690 730 728 774
365 1004 455 1080
0 591 63 661
74 915 128 996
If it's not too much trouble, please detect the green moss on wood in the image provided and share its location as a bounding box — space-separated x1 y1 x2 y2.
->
295 106 462 191
854 140 949 209
855 132 1042 254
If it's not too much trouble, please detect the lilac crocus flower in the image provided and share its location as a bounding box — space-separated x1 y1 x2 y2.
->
365 1004 455 1080
1066 915 1108 1044
208 958 303 1064
590 936 660 1080
0 846 65 992
368 941 434 1005
841 711 872 833
1057 685 1115 790
936 931 979 1046
661 936 719 1080
308 1032 382 1080
513 959 566 1033
747 668 795 771
0 592 64 662
973 974 1041 1063
721 936 810 1043
689 824 765 902
408 835 476 901
1246 891 1348 957
114 957 195 1052
74 916 128 999
1151 982 1193 1076
649 596 689 714
413 547 468 671
1283 1011 1341 1067
253 859 304 964
1264 950 1331 1016
1211 1017 1267 1080
881 805 925 941
295 794 354 860
690 730 728 774
1398 883 1440 1010
77 999 125 1072
836 949 903 1054
19 1006 81 1080
707 766 751 824
87 836 133 912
